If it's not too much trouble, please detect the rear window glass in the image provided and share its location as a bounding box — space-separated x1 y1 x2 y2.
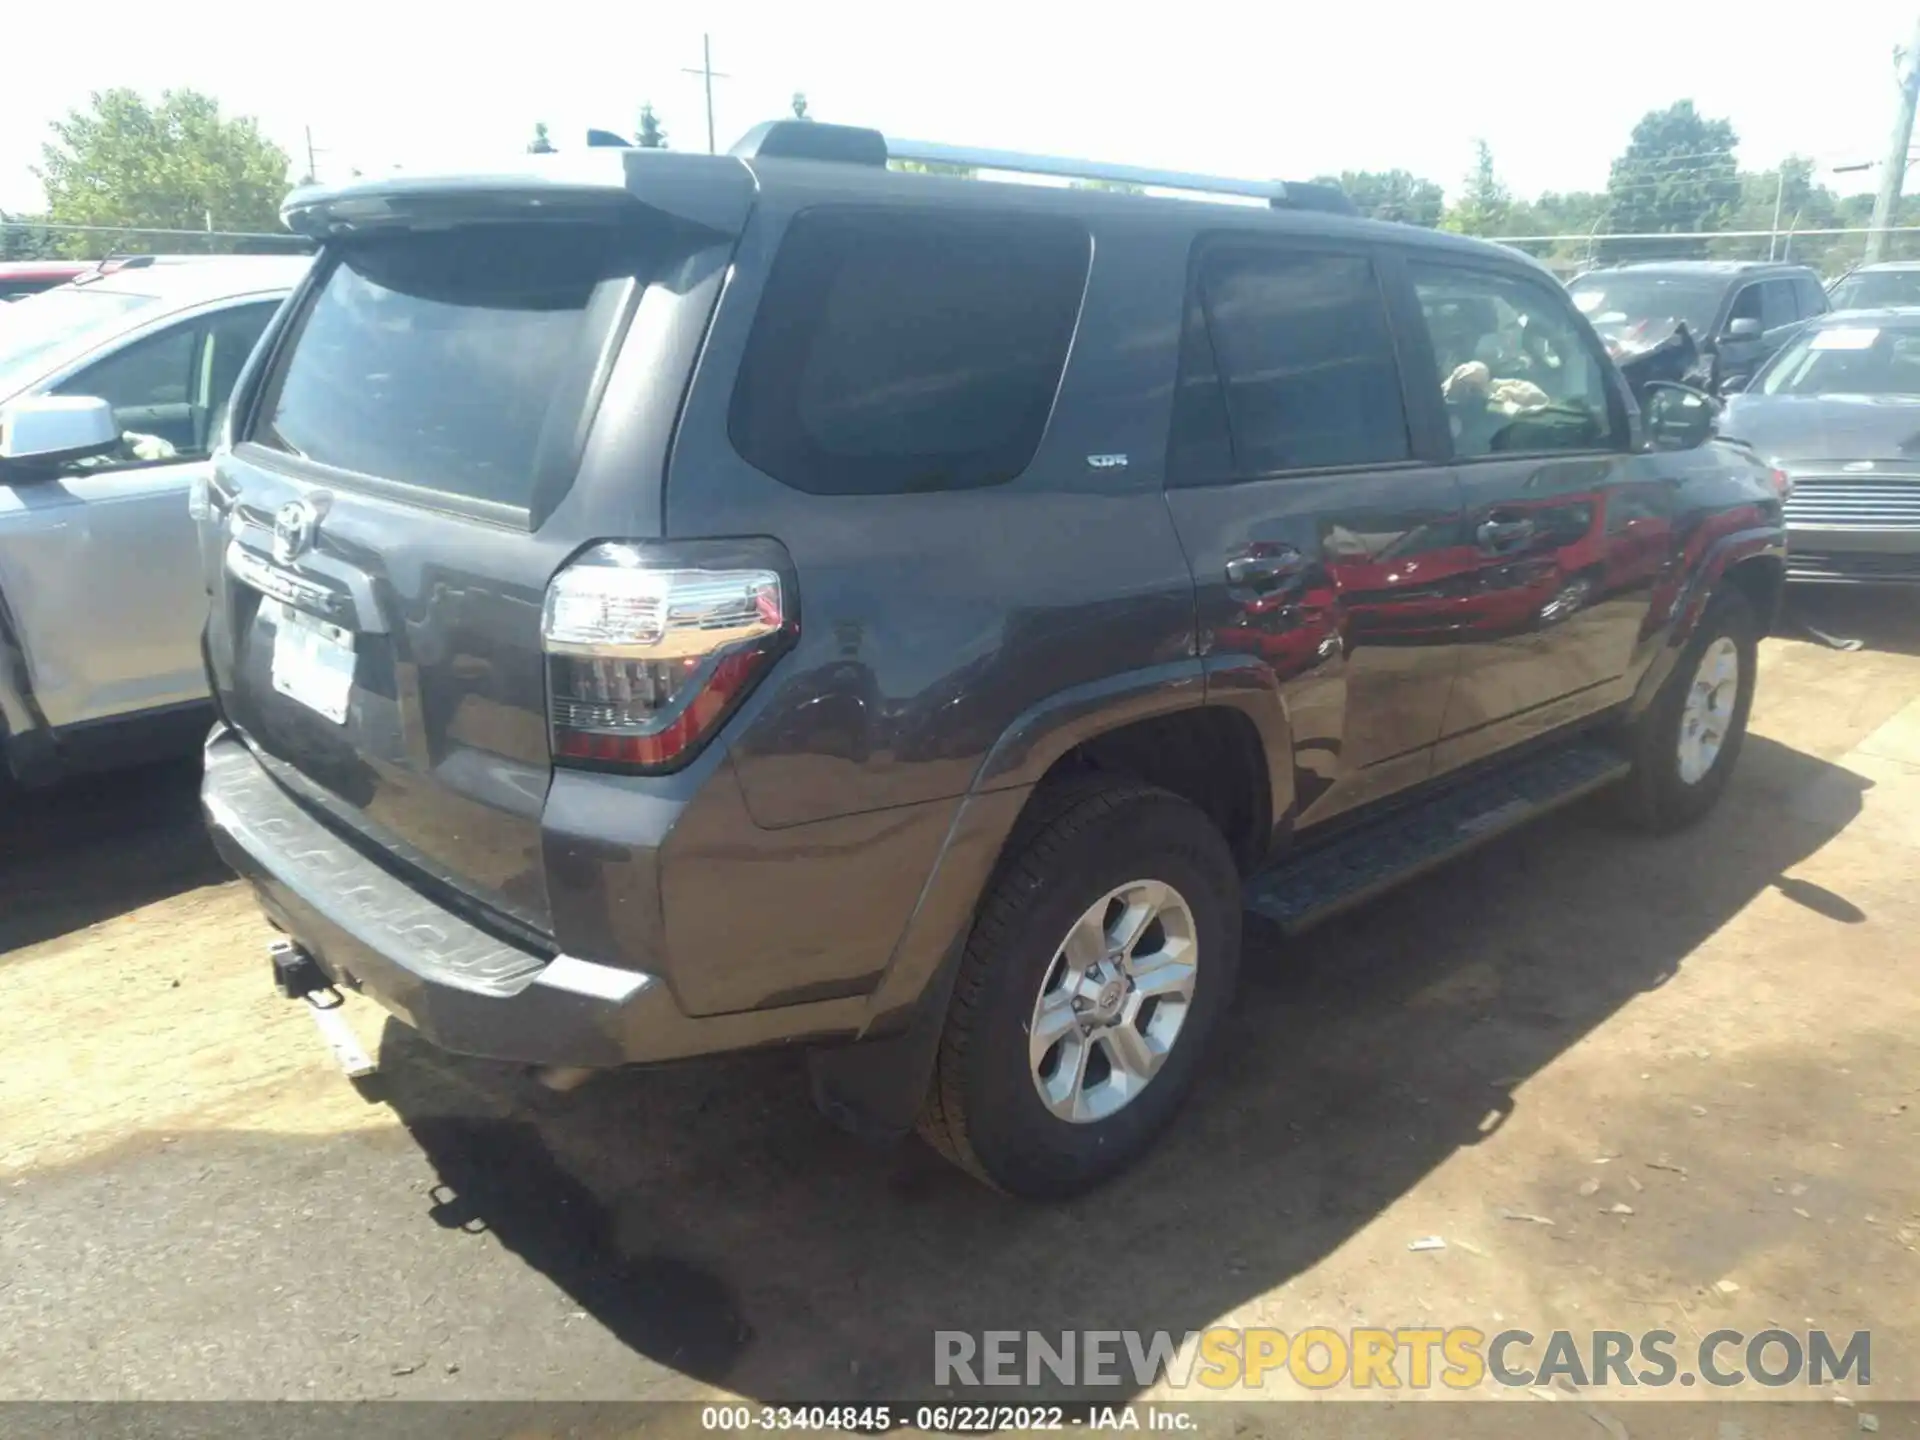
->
250 226 645 510
1170 244 1410 481
729 208 1090 494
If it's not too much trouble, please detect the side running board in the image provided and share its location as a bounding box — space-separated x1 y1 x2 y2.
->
1245 741 1630 935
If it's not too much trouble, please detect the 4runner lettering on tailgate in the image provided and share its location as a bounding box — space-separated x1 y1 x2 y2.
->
197 122 1787 1199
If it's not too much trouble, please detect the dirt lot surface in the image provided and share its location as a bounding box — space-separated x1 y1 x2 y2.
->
2 590 1918 1419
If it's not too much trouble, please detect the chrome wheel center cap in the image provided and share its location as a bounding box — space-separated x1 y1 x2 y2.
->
1095 979 1127 1018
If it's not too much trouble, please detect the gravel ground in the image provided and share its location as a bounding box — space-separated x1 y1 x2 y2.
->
1 589 1916 1414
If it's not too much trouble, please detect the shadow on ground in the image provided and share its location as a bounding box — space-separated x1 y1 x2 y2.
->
319 734 1874 1403
0 757 225 954
1778 586 1920 657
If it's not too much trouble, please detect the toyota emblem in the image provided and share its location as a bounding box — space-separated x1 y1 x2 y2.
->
272 499 320 566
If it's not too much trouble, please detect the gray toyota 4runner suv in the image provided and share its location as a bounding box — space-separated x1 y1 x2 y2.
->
200 122 1787 1198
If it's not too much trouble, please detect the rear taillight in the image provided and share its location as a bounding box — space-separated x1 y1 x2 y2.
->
541 542 794 772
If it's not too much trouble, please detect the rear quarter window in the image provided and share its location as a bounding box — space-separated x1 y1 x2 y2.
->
728 207 1091 495
248 225 650 512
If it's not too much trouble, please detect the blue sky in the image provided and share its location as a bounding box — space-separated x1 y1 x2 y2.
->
3 0 1915 225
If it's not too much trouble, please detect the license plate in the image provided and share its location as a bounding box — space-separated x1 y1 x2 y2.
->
270 602 356 724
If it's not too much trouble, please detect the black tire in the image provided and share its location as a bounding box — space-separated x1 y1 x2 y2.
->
918 775 1241 1200
1616 586 1757 832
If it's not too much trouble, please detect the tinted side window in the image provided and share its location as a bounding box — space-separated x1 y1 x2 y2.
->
1758 280 1798 331
1727 284 1763 326
1170 245 1409 482
1410 262 1617 459
201 302 280 446
730 209 1090 495
52 321 203 468
59 323 196 414
1794 275 1829 320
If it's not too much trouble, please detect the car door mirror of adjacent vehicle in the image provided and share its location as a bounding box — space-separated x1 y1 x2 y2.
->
1641 381 1719 452
1724 316 1764 341
0 395 121 476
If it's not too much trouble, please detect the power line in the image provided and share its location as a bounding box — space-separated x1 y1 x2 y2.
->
1606 149 1747 170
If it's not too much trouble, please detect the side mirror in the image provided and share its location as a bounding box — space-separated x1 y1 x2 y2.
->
1724 317 1764 341
1642 381 1719 452
0 395 120 474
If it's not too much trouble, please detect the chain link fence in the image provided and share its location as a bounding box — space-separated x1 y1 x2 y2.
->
11 218 1920 282
1 220 309 262
1493 226 1920 282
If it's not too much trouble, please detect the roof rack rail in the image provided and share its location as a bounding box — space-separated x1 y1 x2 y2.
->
885 136 1355 215
725 120 1354 215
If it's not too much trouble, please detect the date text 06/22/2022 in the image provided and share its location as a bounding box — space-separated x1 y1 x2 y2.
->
698 1405 1194 1432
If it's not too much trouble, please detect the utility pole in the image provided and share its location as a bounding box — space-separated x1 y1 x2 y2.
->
1769 168 1785 261
1866 13 1920 264
302 126 328 185
681 33 729 154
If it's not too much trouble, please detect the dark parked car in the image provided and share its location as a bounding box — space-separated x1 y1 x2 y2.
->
1569 260 1828 393
1719 307 1920 584
198 123 1787 1198
1827 260 1920 312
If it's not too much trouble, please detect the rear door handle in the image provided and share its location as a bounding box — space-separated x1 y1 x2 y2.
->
1226 547 1304 589
1476 517 1535 551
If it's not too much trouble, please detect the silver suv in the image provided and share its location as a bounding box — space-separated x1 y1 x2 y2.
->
0 255 306 785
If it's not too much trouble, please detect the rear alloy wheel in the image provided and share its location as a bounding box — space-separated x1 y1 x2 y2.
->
1617 587 1757 832
1027 879 1199 1125
919 776 1240 1199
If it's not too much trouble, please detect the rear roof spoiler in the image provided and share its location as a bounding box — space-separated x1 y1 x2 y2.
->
281 149 755 240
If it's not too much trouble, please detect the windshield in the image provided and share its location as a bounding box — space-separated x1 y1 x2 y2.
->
0 286 162 399
1758 322 1920 397
1827 269 1920 311
1568 274 1723 353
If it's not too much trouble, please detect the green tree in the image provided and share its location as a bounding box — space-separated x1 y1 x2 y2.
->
35 88 290 255
636 104 667 149
791 92 812 120
527 122 556 154
1604 101 1741 255
1312 169 1443 227
1440 141 1511 236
